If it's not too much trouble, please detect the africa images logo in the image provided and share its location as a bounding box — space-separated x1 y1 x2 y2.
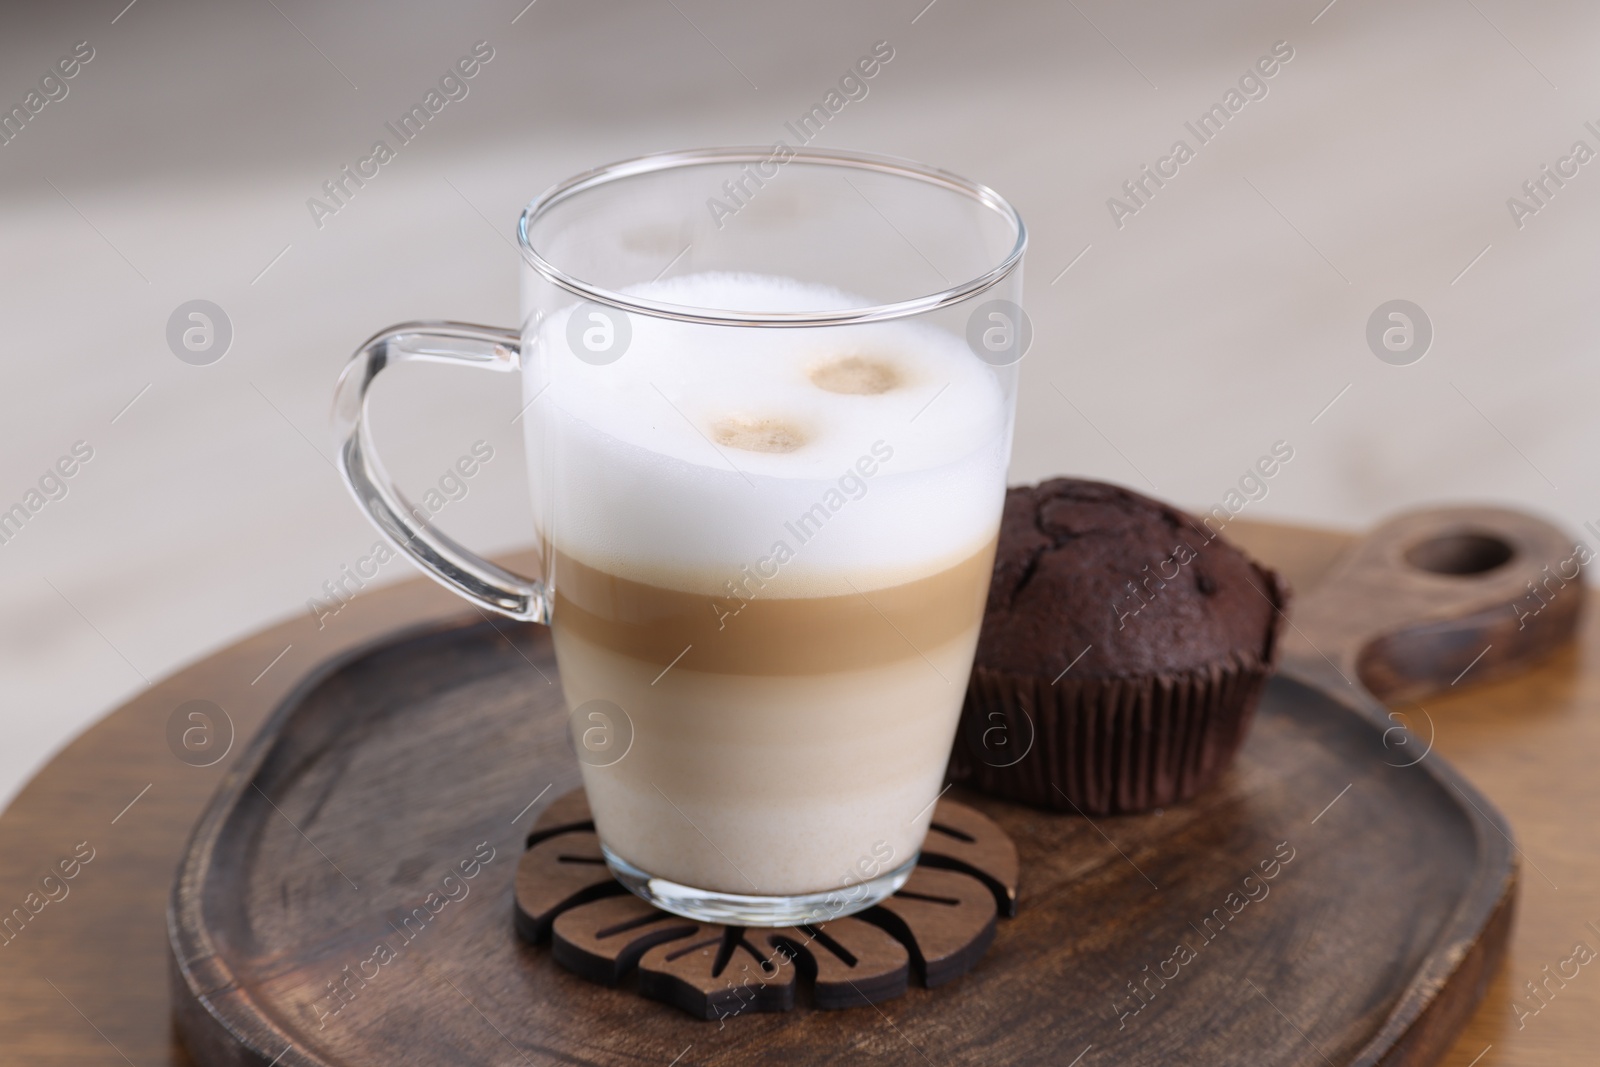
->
305 42 495 229
1106 41 1295 229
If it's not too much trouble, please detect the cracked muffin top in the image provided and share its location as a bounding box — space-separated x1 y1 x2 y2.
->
975 478 1286 679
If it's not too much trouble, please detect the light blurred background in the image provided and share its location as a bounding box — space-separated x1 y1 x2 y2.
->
1 0 1594 807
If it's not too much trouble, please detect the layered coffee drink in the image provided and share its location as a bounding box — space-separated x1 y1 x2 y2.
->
526 273 1008 904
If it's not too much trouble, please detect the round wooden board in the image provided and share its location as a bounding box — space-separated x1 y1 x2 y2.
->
165 638 1511 1063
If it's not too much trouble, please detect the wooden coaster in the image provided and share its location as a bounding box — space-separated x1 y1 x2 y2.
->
513 788 1019 1020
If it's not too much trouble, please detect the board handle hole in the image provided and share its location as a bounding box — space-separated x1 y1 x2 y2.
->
1404 532 1514 576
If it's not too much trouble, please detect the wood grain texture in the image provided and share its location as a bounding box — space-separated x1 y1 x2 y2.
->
160 504 1544 1064
0 516 1594 1066
161 620 1510 1065
1225 505 1582 1067
1279 505 1584 702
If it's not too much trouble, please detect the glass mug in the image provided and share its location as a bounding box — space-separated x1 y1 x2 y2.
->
334 147 1026 925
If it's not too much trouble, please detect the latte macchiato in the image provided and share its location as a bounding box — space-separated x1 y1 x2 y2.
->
333 148 1026 926
527 274 1008 898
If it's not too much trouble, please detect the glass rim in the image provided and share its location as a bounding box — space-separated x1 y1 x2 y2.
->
517 146 1027 328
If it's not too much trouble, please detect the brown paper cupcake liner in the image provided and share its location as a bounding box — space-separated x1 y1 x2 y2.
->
949 655 1274 814
950 565 1289 815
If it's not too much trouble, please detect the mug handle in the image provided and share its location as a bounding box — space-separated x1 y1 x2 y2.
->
332 320 550 623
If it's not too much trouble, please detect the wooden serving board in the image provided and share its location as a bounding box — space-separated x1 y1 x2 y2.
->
169 505 1580 1066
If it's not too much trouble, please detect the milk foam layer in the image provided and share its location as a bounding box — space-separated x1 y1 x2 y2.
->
526 273 1009 596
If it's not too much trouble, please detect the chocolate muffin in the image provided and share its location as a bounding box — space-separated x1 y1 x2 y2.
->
951 478 1288 814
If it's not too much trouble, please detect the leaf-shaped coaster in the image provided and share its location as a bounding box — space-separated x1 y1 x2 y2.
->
513 789 1018 1021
